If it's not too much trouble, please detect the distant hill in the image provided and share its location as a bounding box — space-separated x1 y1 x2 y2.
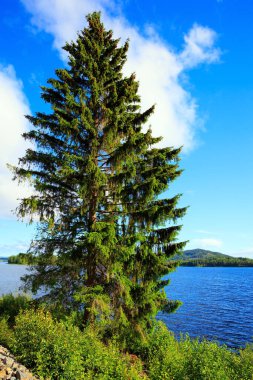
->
0 257 8 262
179 249 232 260
172 249 253 267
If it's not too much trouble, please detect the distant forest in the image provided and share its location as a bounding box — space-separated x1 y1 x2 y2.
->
8 253 35 265
173 257 253 267
7 253 59 265
8 249 253 267
171 249 253 267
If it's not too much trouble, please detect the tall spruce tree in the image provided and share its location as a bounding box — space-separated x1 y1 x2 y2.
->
11 12 186 339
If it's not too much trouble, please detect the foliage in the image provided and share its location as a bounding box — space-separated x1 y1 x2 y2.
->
236 344 253 380
12 308 146 380
8 252 37 265
10 11 186 340
1 305 253 380
0 317 14 348
171 249 253 267
12 308 85 379
175 257 253 267
141 321 253 380
0 293 32 327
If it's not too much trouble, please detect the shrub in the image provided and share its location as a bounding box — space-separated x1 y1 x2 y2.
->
142 322 186 380
12 308 85 379
142 321 253 380
0 293 32 327
179 336 236 380
80 328 146 379
234 344 253 380
0 317 14 348
12 308 146 380
9 309 253 380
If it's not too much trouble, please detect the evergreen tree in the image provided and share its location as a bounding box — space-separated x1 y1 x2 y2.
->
11 12 186 340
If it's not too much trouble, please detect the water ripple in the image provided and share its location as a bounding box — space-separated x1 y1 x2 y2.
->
158 267 253 348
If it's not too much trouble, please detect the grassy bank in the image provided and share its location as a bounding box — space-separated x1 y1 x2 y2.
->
0 294 253 380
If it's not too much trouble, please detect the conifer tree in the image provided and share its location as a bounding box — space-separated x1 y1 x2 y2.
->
11 12 186 340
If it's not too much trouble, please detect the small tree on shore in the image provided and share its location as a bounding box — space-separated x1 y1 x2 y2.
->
11 12 186 342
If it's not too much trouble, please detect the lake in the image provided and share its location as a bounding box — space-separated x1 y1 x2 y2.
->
160 266 253 348
0 262 29 295
0 263 252 348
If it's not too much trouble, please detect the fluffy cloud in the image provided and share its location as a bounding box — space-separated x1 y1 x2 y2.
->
180 24 220 68
0 65 31 218
21 0 221 151
0 240 30 256
21 0 113 56
192 238 223 249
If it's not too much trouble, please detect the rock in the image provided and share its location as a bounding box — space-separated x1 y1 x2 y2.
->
16 369 27 379
0 357 7 365
0 368 7 377
6 358 14 368
0 345 39 380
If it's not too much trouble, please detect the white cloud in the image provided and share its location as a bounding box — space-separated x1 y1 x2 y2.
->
192 238 223 249
0 65 31 218
21 0 221 151
180 24 220 69
21 0 113 57
0 240 30 256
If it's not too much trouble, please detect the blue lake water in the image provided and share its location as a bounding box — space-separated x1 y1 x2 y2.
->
0 263 252 348
160 266 253 348
0 262 29 295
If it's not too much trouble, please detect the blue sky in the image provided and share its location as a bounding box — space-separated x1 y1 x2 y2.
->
0 0 253 257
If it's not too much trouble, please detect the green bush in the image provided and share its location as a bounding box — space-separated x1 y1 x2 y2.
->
12 308 86 379
142 321 253 380
0 293 32 326
12 308 146 380
179 336 236 380
80 328 146 379
141 322 186 380
0 317 14 348
5 306 253 380
234 344 253 380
